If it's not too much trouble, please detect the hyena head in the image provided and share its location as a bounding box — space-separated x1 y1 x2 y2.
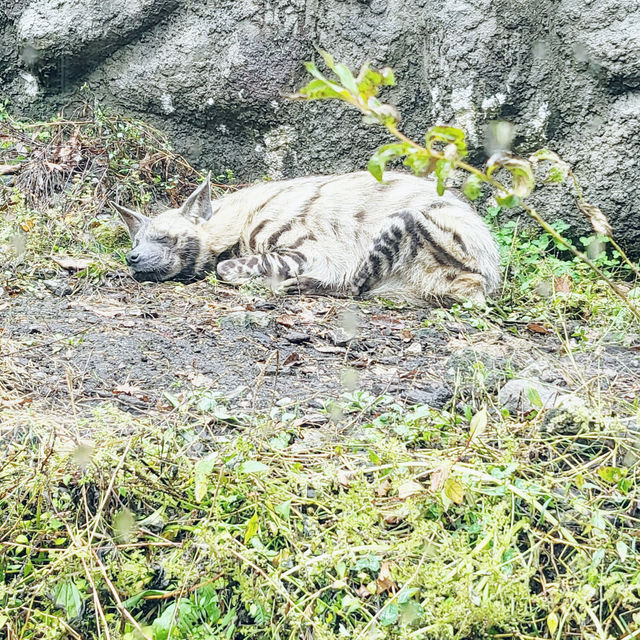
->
113 175 215 282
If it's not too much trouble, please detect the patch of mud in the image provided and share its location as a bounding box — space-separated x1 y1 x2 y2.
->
1 274 639 421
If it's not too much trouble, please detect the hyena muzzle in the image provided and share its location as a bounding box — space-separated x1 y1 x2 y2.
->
112 171 500 305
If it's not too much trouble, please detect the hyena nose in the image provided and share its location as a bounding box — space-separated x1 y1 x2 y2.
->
126 251 141 266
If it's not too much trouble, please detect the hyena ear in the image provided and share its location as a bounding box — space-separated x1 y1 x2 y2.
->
110 202 149 238
180 172 213 223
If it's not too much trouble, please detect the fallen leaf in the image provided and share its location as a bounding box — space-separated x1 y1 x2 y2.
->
554 275 572 293
398 480 423 499
376 561 396 593
468 407 488 444
443 477 465 505
356 585 373 599
430 461 453 493
113 383 148 401
0 163 21 175
52 256 92 272
400 328 414 342
527 322 551 334
336 469 353 487
91 304 127 318
20 219 35 232
276 314 297 328
282 352 303 367
314 344 345 354
376 478 391 497
291 414 327 428
383 512 405 525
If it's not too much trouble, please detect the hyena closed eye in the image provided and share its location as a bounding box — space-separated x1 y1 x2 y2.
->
113 171 500 305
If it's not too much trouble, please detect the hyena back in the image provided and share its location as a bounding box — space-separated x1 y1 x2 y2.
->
113 171 500 305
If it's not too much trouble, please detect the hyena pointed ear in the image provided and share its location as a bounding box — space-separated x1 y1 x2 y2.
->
110 202 149 238
180 172 213 223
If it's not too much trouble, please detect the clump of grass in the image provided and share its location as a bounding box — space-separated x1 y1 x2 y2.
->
0 102 233 289
0 387 638 640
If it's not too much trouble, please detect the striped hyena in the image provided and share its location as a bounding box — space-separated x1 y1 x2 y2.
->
113 171 500 305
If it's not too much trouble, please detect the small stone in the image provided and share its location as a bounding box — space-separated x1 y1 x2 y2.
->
219 310 272 329
405 341 422 355
404 384 453 409
498 378 569 415
285 331 311 344
42 279 72 296
328 327 356 346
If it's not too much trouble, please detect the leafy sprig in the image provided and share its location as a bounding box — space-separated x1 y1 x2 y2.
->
292 52 640 318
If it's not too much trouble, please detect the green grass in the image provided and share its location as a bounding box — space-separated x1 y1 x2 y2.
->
1 393 639 639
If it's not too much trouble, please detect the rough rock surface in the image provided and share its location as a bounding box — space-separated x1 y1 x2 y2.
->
1 0 639 252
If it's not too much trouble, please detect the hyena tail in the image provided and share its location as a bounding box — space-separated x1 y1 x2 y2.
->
351 208 500 298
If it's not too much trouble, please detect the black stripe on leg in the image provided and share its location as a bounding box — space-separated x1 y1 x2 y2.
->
415 223 476 272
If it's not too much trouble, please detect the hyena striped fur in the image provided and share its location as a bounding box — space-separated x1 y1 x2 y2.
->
113 171 500 305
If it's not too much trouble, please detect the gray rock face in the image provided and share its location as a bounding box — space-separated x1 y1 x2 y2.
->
2 0 639 252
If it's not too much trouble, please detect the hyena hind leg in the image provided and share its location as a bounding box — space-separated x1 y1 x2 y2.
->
442 272 487 306
216 251 306 286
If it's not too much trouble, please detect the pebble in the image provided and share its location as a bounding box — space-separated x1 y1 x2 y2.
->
285 331 311 344
219 310 272 328
404 384 453 409
42 279 72 296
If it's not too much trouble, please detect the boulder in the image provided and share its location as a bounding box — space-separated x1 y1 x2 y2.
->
2 0 639 253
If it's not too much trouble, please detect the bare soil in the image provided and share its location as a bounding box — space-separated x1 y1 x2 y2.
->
1 271 639 422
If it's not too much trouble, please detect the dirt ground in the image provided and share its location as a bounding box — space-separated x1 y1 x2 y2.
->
1 269 639 422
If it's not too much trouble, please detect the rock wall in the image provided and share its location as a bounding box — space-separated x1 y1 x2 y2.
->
1 0 639 251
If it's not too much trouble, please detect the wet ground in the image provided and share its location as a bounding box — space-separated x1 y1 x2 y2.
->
1 271 639 421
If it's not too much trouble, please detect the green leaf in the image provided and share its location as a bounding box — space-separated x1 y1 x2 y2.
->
333 63 359 95
244 512 260 544
547 611 559 635
496 193 521 208
152 602 179 640
530 148 570 184
487 153 535 198
275 500 291 520
123 589 171 610
355 555 381 573
426 126 467 157
463 174 483 200
597 466 626 484
239 460 269 474
318 50 335 70
468 407 488 443
616 540 628 562
195 452 219 503
368 143 409 181
294 79 342 101
356 64 396 100
380 602 399 626
526 386 543 408
399 599 424 626
249 601 269 625
547 166 566 183
434 158 453 196
443 477 465 505
52 580 83 619
403 149 437 176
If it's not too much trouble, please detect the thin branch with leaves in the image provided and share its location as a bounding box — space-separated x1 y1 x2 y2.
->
290 51 640 319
